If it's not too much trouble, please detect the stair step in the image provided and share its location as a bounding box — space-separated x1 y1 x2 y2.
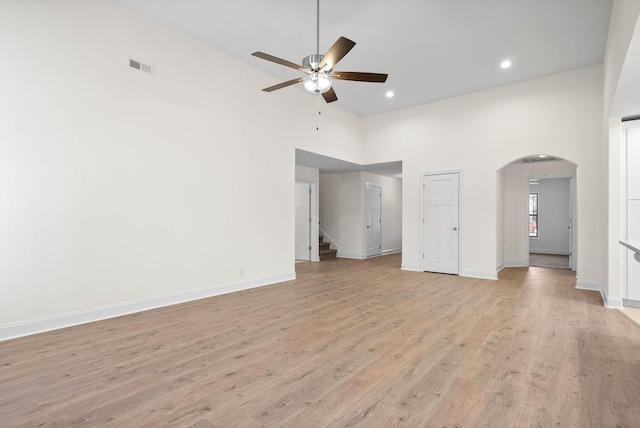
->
318 236 336 260
319 248 338 260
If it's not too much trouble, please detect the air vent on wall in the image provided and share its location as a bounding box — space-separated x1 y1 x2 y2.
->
128 58 153 75
518 155 560 163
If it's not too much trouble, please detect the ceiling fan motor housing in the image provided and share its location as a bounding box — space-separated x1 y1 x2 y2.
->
303 54 325 72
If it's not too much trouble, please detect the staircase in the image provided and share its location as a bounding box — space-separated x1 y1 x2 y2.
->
319 235 337 260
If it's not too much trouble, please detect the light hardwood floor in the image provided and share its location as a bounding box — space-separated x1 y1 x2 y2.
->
1 254 640 427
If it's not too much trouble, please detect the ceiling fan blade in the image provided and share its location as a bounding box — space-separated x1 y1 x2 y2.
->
332 71 388 83
261 77 304 92
319 37 356 71
322 87 338 103
252 52 310 73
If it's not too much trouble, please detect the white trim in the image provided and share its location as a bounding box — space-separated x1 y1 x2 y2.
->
460 270 498 280
575 280 601 292
605 295 624 309
525 172 577 272
364 183 382 257
0 272 295 342
337 252 365 260
501 261 527 269
295 181 312 262
529 250 571 256
621 118 640 130
382 248 402 255
401 264 421 272
576 280 623 309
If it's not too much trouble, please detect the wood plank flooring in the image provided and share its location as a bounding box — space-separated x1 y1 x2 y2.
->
1 254 640 427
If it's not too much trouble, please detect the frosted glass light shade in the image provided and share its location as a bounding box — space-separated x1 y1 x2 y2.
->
303 72 332 94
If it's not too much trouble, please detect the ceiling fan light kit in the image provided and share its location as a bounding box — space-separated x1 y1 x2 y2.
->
251 0 387 104
303 72 332 94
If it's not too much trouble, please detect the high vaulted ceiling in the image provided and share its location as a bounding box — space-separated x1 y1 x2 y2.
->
118 0 612 118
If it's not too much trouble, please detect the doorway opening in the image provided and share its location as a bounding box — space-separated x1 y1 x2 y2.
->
527 177 573 270
295 181 311 261
365 184 382 257
497 155 577 272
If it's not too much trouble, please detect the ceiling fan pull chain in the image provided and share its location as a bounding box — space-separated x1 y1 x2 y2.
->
316 93 321 131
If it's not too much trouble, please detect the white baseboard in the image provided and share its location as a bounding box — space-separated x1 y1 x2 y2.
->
530 250 570 255
460 270 498 280
400 266 498 279
0 272 296 342
337 252 365 260
576 280 622 309
382 248 402 256
604 295 624 309
503 261 527 268
575 280 601 292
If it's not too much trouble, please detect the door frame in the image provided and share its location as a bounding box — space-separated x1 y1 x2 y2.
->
364 183 382 257
294 180 319 262
295 181 311 261
420 170 462 273
524 175 576 270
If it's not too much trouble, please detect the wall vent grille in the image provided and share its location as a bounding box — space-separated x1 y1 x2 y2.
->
128 58 153 75
518 155 561 163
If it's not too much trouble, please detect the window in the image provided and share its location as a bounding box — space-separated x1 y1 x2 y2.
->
529 193 538 237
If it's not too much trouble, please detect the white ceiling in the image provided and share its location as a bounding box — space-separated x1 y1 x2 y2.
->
118 0 613 118
296 149 402 178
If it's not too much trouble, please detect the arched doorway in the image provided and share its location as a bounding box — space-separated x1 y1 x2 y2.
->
497 154 577 271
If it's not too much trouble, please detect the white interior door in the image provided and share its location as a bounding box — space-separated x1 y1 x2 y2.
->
422 173 459 274
365 184 382 257
295 182 310 261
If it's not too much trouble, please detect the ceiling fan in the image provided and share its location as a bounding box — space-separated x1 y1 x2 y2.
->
251 0 388 104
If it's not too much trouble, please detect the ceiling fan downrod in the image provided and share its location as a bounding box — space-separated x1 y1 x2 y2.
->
316 0 320 57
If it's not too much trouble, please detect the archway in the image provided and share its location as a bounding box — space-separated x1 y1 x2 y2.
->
497 154 577 271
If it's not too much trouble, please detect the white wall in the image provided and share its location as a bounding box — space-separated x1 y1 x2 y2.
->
319 172 364 258
319 171 402 258
529 178 571 255
502 161 577 269
605 2 640 307
1 0 626 338
363 66 604 282
0 1 363 338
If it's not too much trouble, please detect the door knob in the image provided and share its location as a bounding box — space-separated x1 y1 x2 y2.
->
453 227 458 231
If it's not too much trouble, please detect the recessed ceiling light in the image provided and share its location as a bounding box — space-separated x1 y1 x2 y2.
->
500 60 512 69
386 91 394 98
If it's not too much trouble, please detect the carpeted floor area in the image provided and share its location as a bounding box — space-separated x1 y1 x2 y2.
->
530 253 570 269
